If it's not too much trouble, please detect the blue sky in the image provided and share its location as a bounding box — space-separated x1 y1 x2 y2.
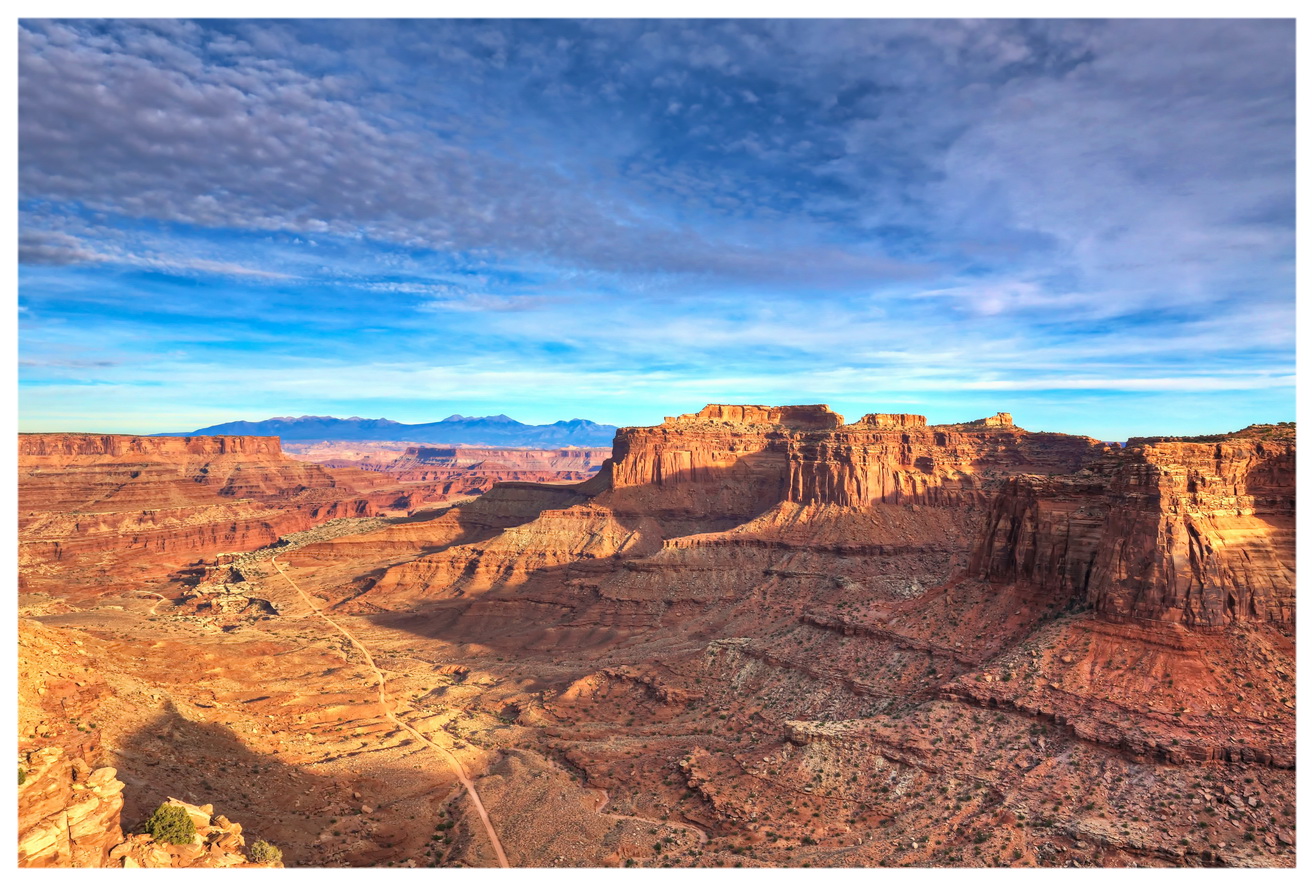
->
17 18 1295 438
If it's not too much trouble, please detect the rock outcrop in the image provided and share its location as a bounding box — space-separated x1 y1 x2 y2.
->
970 424 1295 628
109 799 270 868
17 749 275 869
357 406 1109 610
609 406 1104 515
18 747 125 867
859 413 929 428
663 404 842 428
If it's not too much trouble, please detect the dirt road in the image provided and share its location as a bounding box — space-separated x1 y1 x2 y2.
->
270 555 510 867
140 592 169 616
591 789 709 846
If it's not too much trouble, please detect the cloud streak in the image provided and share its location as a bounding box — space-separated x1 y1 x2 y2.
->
17 19 1294 438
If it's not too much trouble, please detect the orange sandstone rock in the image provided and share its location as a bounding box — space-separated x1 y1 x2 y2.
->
17 433 388 599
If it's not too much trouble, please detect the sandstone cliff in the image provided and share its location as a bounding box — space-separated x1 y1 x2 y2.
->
610 405 1104 515
970 424 1295 628
358 406 1107 609
18 433 390 598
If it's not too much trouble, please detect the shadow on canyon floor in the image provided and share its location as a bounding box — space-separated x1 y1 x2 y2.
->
111 701 457 867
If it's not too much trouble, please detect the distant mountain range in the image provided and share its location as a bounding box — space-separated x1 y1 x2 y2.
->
156 414 618 447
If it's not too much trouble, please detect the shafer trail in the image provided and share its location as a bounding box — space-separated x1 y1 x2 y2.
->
270 555 510 868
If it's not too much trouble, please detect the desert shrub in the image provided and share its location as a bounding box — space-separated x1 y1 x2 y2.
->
248 839 283 865
144 803 196 845
19 766 27 786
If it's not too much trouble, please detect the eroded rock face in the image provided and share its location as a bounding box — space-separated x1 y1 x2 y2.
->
16 748 275 869
784 422 1102 509
1090 433 1295 627
858 413 928 429
609 419 791 521
20 434 284 459
18 747 124 867
971 425 1295 628
611 405 1105 514
665 404 844 429
18 433 389 598
358 406 1111 612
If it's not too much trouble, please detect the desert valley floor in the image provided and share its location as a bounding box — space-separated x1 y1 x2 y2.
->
16 405 1296 868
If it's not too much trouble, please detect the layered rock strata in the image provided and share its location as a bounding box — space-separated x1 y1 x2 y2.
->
376 446 608 477
18 433 390 597
971 424 1295 628
18 747 125 867
610 404 1102 516
287 444 609 509
357 406 1110 610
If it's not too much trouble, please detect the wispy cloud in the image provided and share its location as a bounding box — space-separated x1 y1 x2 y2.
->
19 231 113 266
17 19 1294 438
19 226 293 279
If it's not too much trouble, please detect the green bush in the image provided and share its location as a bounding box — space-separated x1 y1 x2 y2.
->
19 767 26 786
144 803 197 845
248 839 283 865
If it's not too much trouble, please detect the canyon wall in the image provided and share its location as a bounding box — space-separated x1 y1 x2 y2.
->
970 426 1295 628
392 407 1292 632
19 433 284 459
287 444 609 507
19 433 386 515
365 406 1109 607
609 404 1105 515
608 408 1293 629
785 419 1103 508
18 433 390 596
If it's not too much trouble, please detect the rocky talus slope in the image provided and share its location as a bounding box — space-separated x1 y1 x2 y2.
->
17 409 1295 867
